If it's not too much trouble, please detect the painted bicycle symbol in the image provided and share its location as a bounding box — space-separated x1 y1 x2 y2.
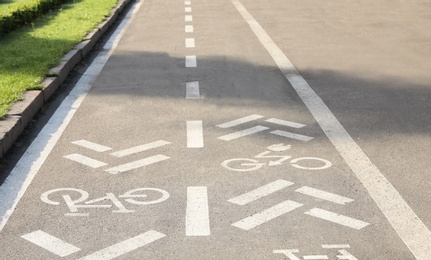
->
221 144 332 172
41 187 170 216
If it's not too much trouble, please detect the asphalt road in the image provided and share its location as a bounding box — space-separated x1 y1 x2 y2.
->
1 0 431 259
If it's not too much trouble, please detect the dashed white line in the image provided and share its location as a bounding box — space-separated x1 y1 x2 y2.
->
185 55 197 67
186 38 195 48
321 244 350 249
295 186 354 205
217 114 264 128
270 130 314 142
185 0 191 5
185 7 192 12
185 25 194 33
104 155 170 174
186 187 210 236
21 230 81 257
218 126 269 141
71 140 112 152
186 81 201 99
63 154 107 168
186 121 204 148
304 208 369 230
265 118 306 129
110 140 170 158
185 15 193 22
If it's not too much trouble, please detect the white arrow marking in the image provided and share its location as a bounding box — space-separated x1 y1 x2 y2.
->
110 140 170 158
255 151 291 166
228 179 294 205
63 154 107 168
217 114 264 128
232 200 303 230
304 208 369 230
78 230 165 260
218 126 269 141
295 186 354 205
186 187 210 236
270 130 314 142
21 230 81 257
265 118 306 129
104 155 170 174
71 140 112 152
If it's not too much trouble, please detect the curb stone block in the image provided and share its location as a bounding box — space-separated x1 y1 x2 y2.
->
61 49 82 70
0 116 22 158
41 77 60 102
8 91 44 128
75 40 93 58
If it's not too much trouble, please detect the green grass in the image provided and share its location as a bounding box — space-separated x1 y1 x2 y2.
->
0 0 118 119
0 0 32 12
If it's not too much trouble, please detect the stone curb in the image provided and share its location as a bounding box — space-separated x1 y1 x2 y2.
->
0 0 133 159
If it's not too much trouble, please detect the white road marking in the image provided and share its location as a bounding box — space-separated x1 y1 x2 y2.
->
217 114 264 128
104 155 170 174
63 154 107 168
337 249 358 260
78 230 165 260
303 256 329 260
228 179 294 205
295 186 354 205
265 118 306 129
304 208 369 230
21 230 81 257
185 15 193 22
185 25 194 33
185 55 197 67
218 126 269 141
0 0 142 231
71 140 112 152
185 1 191 5
270 130 314 142
290 157 332 171
110 140 170 157
185 7 192 12
273 249 300 260
321 244 350 249
187 121 204 148
232 200 303 230
186 81 201 99
186 38 195 48
231 0 431 258
186 187 210 236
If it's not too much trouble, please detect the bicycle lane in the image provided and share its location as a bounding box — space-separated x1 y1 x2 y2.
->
0 0 424 259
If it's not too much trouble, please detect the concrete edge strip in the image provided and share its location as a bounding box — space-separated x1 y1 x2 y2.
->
0 0 134 159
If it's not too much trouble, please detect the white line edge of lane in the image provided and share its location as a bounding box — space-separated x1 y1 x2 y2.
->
230 0 431 258
0 0 144 232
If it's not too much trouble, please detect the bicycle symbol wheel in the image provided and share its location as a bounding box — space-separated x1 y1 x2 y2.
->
221 158 266 172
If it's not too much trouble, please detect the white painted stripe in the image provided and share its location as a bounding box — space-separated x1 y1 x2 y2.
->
228 179 294 205
185 25 194 33
187 121 204 148
185 55 197 67
232 200 302 230
186 38 195 48
185 7 192 12
270 130 314 142
63 154 107 168
186 187 210 236
71 140 112 152
185 15 193 22
232 0 431 258
185 1 191 4
217 114 264 128
21 230 81 257
337 249 358 260
321 244 350 249
218 126 269 141
0 1 142 231
304 208 369 230
104 155 170 174
186 81 200 99
303 255 329 260
65 213 90 217
110 140 170 157
79 230 165 260
295 186 354 205
265 118 306 129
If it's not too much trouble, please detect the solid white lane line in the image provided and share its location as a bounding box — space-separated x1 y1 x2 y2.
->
185 15 193 22
78 230 165 260
321 244 350 249
21 230 81 257
304 208 369 230
295 186 354 205
185 7 192 12
186 81 200 99
186 38 195 48
228 179 294 205
232 200 303 230
217 114 264 128
104 155 170 174
186 187 210 236
63 154 107 168
265 118 306 128
185 25 194 33
0 0 143 231
218 126 269 141
270 130 314 142
232 0 431 258
187 121 204 148
185 55 197 67
71 140 112 152
110 140 170 157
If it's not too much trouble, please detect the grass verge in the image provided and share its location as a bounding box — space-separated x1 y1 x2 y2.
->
0 0 118 119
